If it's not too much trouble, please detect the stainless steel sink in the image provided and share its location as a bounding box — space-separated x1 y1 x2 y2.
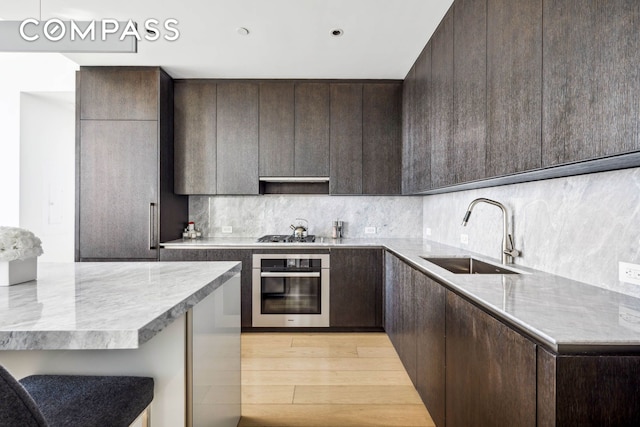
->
421 257 519 275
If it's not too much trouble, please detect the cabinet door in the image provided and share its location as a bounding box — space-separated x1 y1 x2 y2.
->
402 64 417 194
174 81 217 194
453 0 487 183
363 83 402 195
79 68 158 120
430 7 455 188
217 82 259 194
330 249 382 328
79 120 158 259
384 253 416 382
259 82 295 177
411 45 432 193
538 346 640 426
294 83 330 176
542 0 640 165
487 0 542 177
330 83 363 194
446 291 536 427
414 271 445 427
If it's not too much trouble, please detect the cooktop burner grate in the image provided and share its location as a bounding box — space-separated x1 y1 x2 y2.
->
257 235 316 243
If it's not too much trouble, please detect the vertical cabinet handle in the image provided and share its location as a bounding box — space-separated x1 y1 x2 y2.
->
149 203 157 250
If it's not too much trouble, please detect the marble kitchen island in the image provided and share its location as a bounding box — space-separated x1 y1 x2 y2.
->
0 261 242 427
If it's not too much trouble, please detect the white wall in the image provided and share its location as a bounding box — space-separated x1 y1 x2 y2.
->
423 167 640 298
0 53 77 226
19 92 75 262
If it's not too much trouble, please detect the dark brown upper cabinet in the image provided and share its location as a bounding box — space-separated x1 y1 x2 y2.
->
403 0 640 194
79 68 159 121
76 67 187 261
330 83 363 194
402 48 432 196
363 84 402 195
330 83 403 195
402 64 416 195
295 83 331 177
453 0 487 183
487 0 542 177
542 0 640 166
430 6 455 189
174 81 217 194
410 44 432 194
259 82 295 177
216 82 260 195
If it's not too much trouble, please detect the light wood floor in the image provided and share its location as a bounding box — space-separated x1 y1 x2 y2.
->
238 332 435 427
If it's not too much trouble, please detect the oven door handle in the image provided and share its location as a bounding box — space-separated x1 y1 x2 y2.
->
260 272 321 278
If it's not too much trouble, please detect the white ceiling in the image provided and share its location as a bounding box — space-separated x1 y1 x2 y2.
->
1 0 453 79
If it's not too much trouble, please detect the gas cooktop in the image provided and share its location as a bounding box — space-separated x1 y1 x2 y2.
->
257 235 317 243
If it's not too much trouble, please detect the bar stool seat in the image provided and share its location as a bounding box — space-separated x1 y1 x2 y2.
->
1 365 153 427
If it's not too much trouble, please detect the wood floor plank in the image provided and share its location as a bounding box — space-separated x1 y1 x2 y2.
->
357 346 400 358
238 404 435 426
239 332 434 427
291 333 392 348
242 333 294 347
242 346 358 358
242 385 295 404
293 385 423 405
242 370 413 386
242 357 405 371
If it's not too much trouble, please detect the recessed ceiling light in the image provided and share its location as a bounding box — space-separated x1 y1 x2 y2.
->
331 28 344 37
237 27 249 36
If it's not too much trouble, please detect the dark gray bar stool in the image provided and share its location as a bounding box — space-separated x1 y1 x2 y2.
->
0 364 153 427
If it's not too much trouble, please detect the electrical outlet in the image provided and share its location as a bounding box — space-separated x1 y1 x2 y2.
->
460 233 469 244
426 227 432 236
619 262 640 286
222 226 233 234
365 227 376 234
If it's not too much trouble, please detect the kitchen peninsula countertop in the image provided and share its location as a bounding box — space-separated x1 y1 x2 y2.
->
162 237 640 354
0 261 241 351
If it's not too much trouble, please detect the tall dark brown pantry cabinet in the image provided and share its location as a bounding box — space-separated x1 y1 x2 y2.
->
76 67 187 261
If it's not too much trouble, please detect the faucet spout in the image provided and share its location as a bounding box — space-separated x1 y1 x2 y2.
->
461 198 519 264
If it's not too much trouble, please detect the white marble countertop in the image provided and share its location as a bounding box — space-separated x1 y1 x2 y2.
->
0 261 241 351
162 237 640 354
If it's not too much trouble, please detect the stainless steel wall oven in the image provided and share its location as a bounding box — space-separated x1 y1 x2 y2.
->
252 253 330 327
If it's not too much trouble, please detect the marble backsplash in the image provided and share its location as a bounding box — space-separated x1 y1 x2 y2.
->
422 167 640 298
189 195 424 239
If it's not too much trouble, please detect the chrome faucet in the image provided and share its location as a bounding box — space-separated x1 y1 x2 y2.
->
462 198 520 264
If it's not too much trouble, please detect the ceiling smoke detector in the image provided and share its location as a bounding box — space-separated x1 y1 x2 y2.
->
331 28 344 37
237 27 250 36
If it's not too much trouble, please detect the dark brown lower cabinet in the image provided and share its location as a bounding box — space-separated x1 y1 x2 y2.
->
445 291 536 427
330 249 382 328
159 249 253 327
384 253 416 383
414 271 445 427
384 251 640 427
538 347 640 426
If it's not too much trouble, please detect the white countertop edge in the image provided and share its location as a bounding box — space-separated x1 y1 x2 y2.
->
0 262 242 351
